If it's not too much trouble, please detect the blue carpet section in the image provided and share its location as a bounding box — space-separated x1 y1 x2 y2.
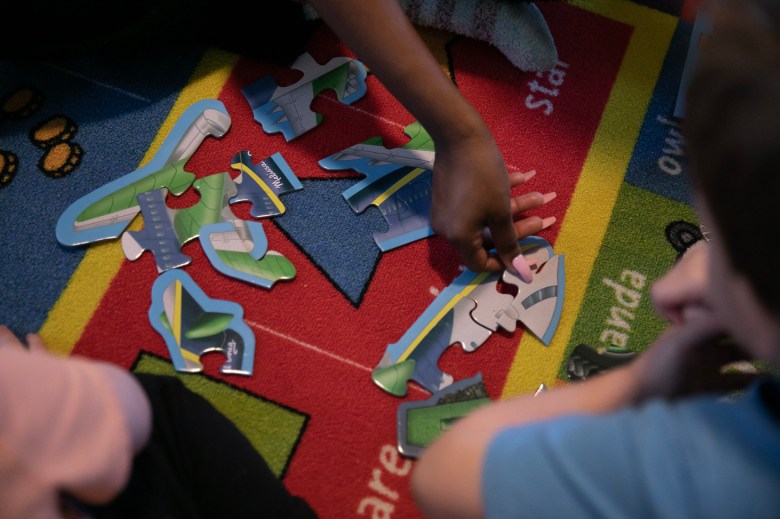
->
272 178 386 306
625 20 694 204
0 51 205 336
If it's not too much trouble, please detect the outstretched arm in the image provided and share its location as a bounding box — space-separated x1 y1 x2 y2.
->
305 0 553 272
411 317 753 519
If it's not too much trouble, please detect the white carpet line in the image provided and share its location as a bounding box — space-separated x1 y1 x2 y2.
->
321 95 406 130
321 95 524 173
247 318 373 373
44 63 152 102
246 318 428 395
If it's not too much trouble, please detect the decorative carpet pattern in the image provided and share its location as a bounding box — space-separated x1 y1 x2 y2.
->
0 0 701 516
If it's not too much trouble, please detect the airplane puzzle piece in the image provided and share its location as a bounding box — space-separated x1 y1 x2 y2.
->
372 268 497 397
230 150 303 218
199 220 296 289
397 373 491 458
149 269 255 375
241 52 368 141
318 121 436 251
373 236 565 397
56 99 231 246
470 236 565 345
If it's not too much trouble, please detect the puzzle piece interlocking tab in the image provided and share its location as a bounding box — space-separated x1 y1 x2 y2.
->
372 236 565 397
318 121 436 251
242 52 368 141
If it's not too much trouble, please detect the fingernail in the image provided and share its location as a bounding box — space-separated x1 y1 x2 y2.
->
542 192 557 204
541 216 557 230
512 254 533 283
523 170 537 181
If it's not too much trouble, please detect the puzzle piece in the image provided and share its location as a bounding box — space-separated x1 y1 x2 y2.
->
122 172 239 271
242 52 368 141
122 188 193 271
199 220 296 289
498 254 564 344
373 236 565 397
469 236 565 345
397 373 491 458
318 121 436 251
230 150 303 218
372 268 496 397
149 269 255 375
566 343 637 381
56 99 231 246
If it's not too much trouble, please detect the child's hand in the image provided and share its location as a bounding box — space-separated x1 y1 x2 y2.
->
0 324 47 353
631 317 757 402
430 132 555 273
651 240 711 324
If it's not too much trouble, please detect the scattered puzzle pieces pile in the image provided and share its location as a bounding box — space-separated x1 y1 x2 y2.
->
56 99 301 290
54 99 308 376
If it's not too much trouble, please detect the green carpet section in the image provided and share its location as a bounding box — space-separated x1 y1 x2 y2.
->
134 352 308 477
561 184 699 377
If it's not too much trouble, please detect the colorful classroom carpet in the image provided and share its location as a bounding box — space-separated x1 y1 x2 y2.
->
0 0 702 516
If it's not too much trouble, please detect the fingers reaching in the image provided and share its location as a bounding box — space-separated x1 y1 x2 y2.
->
0 325 49 352
25 333 48 353
508 170 536 188
510 191 556 215
0 325 21 349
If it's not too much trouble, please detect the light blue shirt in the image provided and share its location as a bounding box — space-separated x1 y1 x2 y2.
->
483 378 780 518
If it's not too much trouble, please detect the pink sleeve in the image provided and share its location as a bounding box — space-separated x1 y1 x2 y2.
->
0 345 152 518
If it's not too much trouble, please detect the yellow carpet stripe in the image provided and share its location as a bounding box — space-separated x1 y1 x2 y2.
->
501 0 678 397
40 49 239 356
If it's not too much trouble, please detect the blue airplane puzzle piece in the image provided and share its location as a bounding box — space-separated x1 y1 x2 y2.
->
149 269 255 375
230 150 303 218
199 220 296 289
56 99 231 246
318 122 436 251
372 268 496 397
241 52 368 141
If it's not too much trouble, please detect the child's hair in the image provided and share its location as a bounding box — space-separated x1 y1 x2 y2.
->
685 0 780 312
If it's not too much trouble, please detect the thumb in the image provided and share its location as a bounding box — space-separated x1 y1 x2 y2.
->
487 217 522 274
